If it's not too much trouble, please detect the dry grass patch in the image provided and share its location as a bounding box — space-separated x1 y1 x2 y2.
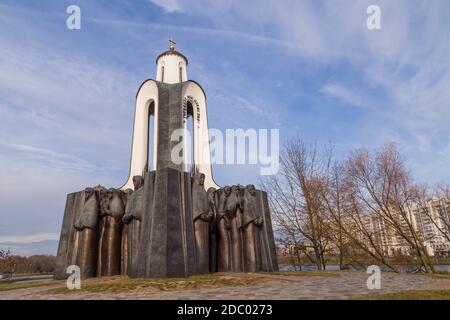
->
262 271 339 277
427 272 450 279
47 274 267 295
0 280 63 292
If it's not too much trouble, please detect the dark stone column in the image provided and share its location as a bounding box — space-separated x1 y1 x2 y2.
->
136 168 197 278
136 171 156 277
155 82 184 171
54 191 84 279
255 190 279 272
54 193 76 279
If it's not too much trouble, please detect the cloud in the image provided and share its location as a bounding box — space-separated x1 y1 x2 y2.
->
0 140 96 172
320 83 370 109
0 6 140 174
142 0 450 182
0 240 59 257
0 233 59 257
0 6 138 249
149 0 183 13
0 233 59 244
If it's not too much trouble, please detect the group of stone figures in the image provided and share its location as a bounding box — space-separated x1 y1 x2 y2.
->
58 173 277 279
193 174 273 274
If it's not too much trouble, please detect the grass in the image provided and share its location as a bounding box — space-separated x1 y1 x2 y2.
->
356 290 450 300
260 270 339 277
47 274 266 295
12 273 52 278
0 280 62 292
427 272 450 279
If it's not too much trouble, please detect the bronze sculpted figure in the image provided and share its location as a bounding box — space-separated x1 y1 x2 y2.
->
192 173 213 274
122 176 144 277
229 185 244 272
215 185 244 272
120 188 133 275
216 186 232 271
73 187 99 279
97 187 125 276
241 184 261 272
207 187 217 272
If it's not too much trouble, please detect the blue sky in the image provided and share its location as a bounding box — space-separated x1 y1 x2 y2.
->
1 0 449 255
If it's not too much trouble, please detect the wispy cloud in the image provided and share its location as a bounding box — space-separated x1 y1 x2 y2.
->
320 83 370 109
0 233 59 245
0 140 96 172
149 0 450 182
149 0 183 13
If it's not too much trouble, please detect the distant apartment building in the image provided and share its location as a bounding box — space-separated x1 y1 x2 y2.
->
412 197 450 257
276 198 450 258
366 197 450 257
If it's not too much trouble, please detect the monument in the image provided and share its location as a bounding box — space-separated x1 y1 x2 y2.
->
54 41 278 279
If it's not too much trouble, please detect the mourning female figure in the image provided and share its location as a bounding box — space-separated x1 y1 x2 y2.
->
192 173 213 274
120 188 133 275
216 186 232 271
241 185 262 272
229 185 244 272
122 175 145 276
207 187 217 272
73 187 99 279
97 187 125 276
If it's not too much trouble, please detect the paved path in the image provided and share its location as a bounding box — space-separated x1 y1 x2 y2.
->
1 271 447 300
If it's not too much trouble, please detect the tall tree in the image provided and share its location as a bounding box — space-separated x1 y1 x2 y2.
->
262 138 331 270
344 144 436 273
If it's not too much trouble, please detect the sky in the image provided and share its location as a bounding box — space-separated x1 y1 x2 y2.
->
0 0 449 256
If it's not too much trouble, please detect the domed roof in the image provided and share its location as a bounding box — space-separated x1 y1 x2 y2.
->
156 39 188 65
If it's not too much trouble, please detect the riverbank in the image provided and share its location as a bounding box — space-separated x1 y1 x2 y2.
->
277 255 450 273
279 264 450 273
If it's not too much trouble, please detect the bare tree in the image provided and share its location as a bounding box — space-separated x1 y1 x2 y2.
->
0 249 15 280
319 162 344 268
262 138 331 270
344 144 436 273
320 162 353 270
12 255 56 274
320 161 402 272
264 136 445 273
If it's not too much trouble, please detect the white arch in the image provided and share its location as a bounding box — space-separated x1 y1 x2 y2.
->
182 81 220 190
122 80 159 190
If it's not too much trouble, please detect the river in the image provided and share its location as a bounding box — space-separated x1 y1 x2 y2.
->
280 264 450 272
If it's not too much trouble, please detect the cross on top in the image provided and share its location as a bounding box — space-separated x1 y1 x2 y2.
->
169 39 176 50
